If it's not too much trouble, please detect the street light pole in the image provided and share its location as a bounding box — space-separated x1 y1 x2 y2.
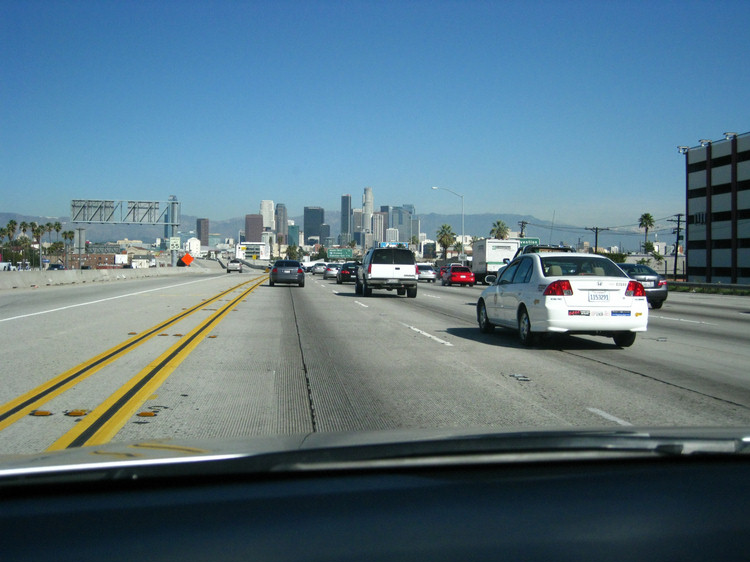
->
431 186 465 264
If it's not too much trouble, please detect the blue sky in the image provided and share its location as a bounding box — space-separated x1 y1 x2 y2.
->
2 0 749 235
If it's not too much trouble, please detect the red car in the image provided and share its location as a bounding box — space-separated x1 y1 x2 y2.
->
442 265 475 286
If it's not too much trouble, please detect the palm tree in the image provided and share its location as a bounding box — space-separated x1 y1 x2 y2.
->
285 245 299 260
490 220 510 240
638 213 655 251
19 222 28 266
54 221 62 242
436 224 456 260
62 230 75 268
7 219 17 244
31 222 44 269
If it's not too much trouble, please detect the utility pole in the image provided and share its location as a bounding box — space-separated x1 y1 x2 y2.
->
585 227 609 253
668 213 684 280
518 220 528 238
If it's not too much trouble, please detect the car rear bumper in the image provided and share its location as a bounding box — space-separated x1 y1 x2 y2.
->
532 302 649 333
365 276 418 289
271 274 304 284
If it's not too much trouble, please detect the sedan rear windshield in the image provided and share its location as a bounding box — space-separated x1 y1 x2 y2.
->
541 257 627 278
451 266 471 273
619 264 657 275
275 261 300 267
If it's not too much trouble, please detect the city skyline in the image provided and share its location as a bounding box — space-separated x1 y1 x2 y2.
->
4 2 748 230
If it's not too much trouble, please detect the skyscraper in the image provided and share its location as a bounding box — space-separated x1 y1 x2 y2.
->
371 212 385 243
260 200 275 231
351 209 363 235
244 214 263 242
287 225 300 247
275 203 288 244
196 218 209 246
363 187 374 232
303 206 324 245
340 194 352 244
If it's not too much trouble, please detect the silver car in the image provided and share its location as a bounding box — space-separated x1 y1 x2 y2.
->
226 259 242 273
311 262 327 275
417 264 437 282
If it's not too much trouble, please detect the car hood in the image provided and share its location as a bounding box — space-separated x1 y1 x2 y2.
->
1 426 749 485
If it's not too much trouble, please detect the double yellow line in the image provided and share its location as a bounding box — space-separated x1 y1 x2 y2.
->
0 276 267 449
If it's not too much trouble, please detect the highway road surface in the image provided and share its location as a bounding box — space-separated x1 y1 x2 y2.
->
1 269 749 455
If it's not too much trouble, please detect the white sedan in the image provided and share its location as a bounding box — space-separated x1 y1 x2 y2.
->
476 252 648 347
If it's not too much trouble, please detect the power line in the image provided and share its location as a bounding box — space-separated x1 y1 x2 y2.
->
585 226 610 252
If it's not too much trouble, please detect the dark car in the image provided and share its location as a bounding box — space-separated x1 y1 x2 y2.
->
617 263 667 308
269 260 305 287
336 262 359 284
47 263 66 270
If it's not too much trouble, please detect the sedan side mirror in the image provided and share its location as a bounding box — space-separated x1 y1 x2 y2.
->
485 275 497 285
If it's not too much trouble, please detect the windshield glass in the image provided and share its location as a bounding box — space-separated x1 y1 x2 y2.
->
541 256 627 278
1 1 749 473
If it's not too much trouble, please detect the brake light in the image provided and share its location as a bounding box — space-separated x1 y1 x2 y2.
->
543 280 573 296
657 279 667 287
272 268 278 273
415 265 419 275
297 268 304 274
625 280 646 296
368 263 372 274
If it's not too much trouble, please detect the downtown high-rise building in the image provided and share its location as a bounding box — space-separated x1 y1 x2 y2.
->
260 200 275 231
303 206 324 245
362 187 374 232
371 212 385 243
244 214 263 242
275 203 288 244
340 194 352 244
196 218 209 246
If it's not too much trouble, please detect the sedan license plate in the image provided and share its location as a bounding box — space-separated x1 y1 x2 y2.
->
387 279 398 284
588 291 609 302
641 281 654 288
283 269 293 274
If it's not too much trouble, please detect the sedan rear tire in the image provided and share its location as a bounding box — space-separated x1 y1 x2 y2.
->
613 332 636 347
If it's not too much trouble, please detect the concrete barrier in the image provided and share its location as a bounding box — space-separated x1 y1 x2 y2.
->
0 261 224 291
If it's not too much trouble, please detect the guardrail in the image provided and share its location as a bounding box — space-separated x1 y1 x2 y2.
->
669 281 750 292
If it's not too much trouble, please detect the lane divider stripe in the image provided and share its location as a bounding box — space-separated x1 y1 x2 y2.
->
0 279 257 431
48 276 267 450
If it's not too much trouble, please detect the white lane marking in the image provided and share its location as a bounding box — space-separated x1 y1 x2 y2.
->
0 277 220 323
399 322 453 346
587 407 633 426
354 301 369 308
650 315 718 326
423 293 441 299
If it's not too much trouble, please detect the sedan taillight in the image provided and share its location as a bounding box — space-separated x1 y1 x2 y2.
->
297 268 304 274
272 268 278 273
543 280 573 296
625 280 646 297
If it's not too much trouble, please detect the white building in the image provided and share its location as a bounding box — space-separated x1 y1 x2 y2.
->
185 237 201 257
260 200 275 231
